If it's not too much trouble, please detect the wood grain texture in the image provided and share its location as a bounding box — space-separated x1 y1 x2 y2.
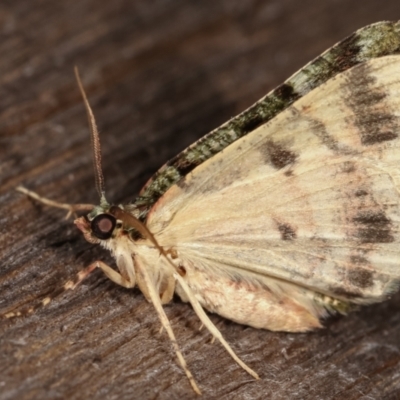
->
1 1 400 399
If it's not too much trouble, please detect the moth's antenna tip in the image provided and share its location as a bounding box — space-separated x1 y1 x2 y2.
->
74 66 80 83
74 66 106 201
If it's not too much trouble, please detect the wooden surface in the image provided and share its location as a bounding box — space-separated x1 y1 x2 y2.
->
1 1 400 399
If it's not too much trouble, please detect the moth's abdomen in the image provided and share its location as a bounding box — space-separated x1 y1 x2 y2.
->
174 261 330 332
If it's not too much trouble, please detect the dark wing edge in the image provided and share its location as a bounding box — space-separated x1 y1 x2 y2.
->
134 21 400 216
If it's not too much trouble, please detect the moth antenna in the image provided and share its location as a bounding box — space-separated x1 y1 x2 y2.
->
16 186 94 218
74 66 107 205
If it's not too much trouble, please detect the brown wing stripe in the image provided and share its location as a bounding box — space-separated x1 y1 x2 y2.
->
135 21 400 217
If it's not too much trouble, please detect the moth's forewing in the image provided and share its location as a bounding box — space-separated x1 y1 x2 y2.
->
137 21 400 214
139 44 400 331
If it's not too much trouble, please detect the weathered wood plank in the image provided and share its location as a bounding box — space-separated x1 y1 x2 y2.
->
1 1 400 399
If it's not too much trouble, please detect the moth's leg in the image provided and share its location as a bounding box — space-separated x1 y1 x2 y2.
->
3 263 98 319
64 262 99 290
159 274 175 304
16 186 94 218
135 256 201 395
92 260 135 289
173 272 259 380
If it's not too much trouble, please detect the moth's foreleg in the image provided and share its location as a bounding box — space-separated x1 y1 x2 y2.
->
64 262 99 290
2 263 98 319
93 260 135 288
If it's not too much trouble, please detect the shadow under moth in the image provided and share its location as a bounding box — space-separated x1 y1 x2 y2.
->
13 21 400 394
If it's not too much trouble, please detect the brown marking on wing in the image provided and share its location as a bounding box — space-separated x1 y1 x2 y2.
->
352 210 394 243
354 188 368 197
340 161 356 174
240 114 265 134
262 140 297 169
343 62 399 146
176 175 188 190
277 223 297 241
299 111 342 153
348 267 374 289
350 254 369 265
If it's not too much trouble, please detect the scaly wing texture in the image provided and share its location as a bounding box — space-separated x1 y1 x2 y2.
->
147 55 400 305
135 21 400 214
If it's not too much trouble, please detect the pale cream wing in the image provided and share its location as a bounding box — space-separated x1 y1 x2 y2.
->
147 55 400 304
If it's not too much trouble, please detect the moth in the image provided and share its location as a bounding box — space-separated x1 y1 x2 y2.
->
15 21 400 394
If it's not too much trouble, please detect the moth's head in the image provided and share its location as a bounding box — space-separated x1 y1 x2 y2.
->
75 205 120 245
74 204 144 246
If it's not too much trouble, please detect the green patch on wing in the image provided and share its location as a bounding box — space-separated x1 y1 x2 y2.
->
134 21 400 216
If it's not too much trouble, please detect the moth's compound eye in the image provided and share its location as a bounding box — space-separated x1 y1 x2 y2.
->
91 214 116 240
